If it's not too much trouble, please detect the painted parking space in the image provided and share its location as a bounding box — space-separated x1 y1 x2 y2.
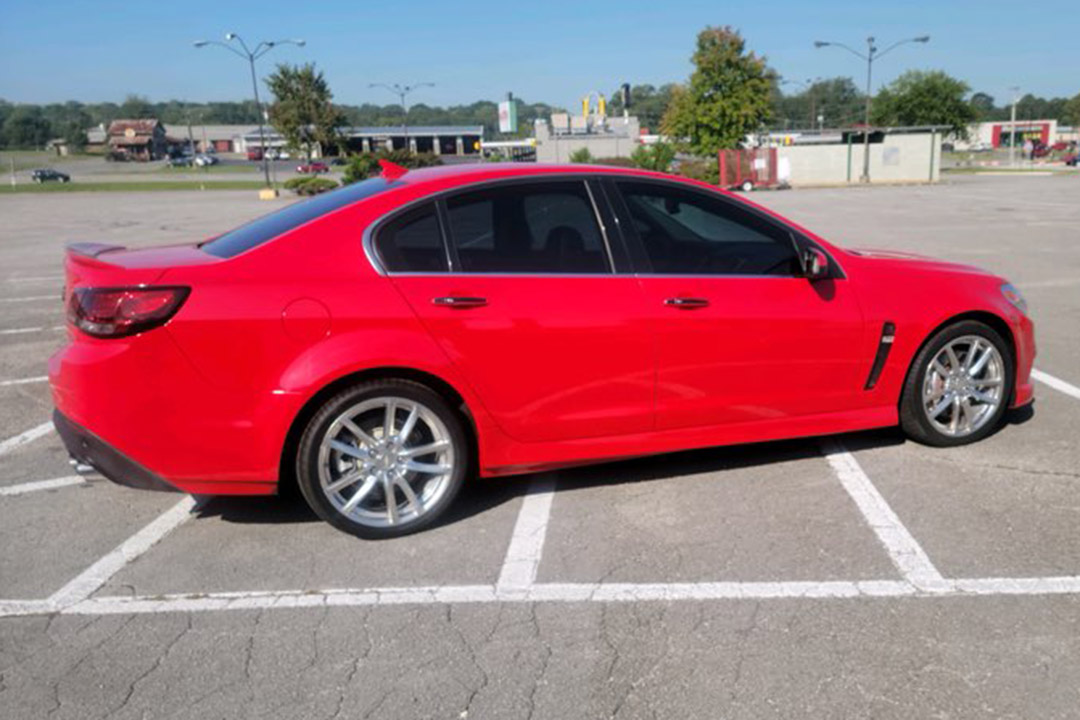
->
96 481 529 597
538 442 896 584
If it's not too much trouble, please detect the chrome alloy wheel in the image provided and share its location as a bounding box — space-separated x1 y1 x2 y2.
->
921 335 1005 438
317 397 455 528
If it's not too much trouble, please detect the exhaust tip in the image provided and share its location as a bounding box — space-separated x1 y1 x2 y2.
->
69 458 104 480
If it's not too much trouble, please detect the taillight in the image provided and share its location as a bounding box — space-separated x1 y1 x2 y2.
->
67 286 190 338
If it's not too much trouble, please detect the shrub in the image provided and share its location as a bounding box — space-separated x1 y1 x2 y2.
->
592 156 636 168
630 142 677 173
342 150 443 184
284 176 339 195
568 147 594 164
674 157 720 185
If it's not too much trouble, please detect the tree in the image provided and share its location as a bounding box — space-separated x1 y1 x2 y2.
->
568 147 593 163
119 94 156 118
969 92 995 120
266 63 346 158
1065 93 1080 129
871 70 976 136
3 106 51 148
608 84 678 131
660 26 774 155
630 142 676 172
771 77 864 129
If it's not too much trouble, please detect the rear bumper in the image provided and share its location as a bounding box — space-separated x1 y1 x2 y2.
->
54 409 179 492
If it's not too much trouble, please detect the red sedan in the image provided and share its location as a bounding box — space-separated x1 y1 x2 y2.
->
50 163 1035 538
297 162 330 174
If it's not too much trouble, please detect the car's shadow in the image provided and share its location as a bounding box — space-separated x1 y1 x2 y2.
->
194 404 1036 534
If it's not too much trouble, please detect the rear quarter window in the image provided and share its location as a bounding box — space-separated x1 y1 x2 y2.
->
201 177 396 258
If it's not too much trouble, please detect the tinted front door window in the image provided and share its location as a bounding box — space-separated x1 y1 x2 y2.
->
446 181 609 273
617 181 798 275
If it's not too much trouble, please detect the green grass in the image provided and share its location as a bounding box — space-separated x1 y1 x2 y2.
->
0 180 269 193
0 149 96 171
157 163 260 174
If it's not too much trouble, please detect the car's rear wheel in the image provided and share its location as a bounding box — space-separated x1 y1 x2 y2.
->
900 320 1014 446
296 380 468 539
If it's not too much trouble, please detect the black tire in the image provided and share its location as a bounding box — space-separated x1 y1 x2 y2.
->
899 320 1014 447
295 380 469 539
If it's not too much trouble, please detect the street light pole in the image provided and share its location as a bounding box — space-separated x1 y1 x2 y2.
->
194 33 305 188
369 83 434 151
1008 86 1021 168
814 35 930 183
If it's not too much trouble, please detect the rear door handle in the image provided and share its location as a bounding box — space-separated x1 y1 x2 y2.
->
664 297 709 309
432 296 487 308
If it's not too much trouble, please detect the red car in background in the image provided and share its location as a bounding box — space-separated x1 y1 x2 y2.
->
297 161 330 174
50 163 1035 538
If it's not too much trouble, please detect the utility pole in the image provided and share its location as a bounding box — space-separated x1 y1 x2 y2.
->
815 35 930 183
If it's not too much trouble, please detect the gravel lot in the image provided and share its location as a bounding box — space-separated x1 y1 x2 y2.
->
1 174 1079 719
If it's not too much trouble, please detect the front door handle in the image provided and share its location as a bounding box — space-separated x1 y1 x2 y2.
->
432 296 487 308
664 297 709 309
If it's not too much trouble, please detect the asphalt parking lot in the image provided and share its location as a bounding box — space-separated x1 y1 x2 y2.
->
2 174 1079 719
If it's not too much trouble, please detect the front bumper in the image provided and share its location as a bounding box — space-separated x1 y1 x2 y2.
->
53 409 180 493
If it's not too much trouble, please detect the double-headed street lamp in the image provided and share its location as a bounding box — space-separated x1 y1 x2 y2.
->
194 33 305 188
814 35 930 183
369 82 434 148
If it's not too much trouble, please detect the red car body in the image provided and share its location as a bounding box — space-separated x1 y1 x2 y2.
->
49 164 1035 497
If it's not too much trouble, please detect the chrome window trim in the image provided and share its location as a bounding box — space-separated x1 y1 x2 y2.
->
362 173 619 277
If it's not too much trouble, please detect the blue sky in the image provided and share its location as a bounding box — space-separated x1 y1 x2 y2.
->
1 0 1076 110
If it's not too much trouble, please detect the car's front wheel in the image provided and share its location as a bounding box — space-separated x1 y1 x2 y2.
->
900 320 1014 446
296 380 468 539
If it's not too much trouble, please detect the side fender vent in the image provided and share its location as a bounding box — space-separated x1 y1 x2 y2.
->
864 322 896 390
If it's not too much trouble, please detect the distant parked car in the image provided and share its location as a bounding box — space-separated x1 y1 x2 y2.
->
1065 154 1079 167
193 155 219 167
329 157 347 166
247 149 263 161
166 156 194 168
297 162 330 174
31 169 70 183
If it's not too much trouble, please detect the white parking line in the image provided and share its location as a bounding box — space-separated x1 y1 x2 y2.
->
6 275 63 284
48 575 1080 616
820 440 950 593
0 376 48 387
1032 368 1080 401
0 295 56 303
0 420 54 457
47 496 198 611
0 325 65 336
0 475 84 496
496 475 556 592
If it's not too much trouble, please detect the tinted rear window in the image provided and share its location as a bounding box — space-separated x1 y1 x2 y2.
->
201 177 396 258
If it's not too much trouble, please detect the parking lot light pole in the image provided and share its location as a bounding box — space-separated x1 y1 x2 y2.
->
194 34 305 188
368 83 434 151
814 35 930 183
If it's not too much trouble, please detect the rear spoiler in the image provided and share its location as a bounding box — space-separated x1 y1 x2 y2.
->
66 242 127 258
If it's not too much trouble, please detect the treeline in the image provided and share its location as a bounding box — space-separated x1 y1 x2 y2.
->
1 83 1076 150
0 94 561 150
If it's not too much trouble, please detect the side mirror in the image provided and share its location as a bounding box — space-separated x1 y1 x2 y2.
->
802 247 829 280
